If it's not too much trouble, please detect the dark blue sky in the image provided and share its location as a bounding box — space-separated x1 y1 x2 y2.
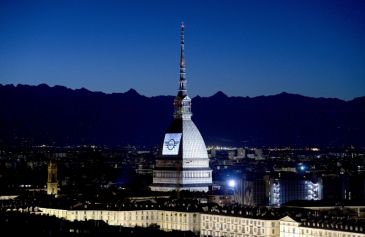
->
1 0 364 100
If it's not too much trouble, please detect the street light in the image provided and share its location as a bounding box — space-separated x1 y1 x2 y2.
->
228 179 236 188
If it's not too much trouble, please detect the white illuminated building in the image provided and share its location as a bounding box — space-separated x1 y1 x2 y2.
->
269 177 323 206
150 22 212 192
38 207 365 237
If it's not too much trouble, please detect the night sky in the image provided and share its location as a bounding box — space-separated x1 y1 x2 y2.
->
0 0 364 100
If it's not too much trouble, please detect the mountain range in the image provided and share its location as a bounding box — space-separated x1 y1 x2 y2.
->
0 84 364 148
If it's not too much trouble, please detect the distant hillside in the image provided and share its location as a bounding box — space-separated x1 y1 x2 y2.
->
0 84 364 147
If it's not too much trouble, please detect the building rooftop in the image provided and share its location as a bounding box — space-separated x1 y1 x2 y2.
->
3 194 365 234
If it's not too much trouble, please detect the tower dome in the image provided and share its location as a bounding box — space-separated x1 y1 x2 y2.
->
150 22 212 192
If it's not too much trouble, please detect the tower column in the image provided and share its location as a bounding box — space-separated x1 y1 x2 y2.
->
151 22 212 193
47 160 58 196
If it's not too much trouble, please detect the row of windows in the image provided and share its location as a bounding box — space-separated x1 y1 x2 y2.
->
295 228 363 237
183 171 211 178
154 171 211 178
70 210 197 223
153 172 180 178
203 223 266 234
44 209 364 237
201 230 273 237
202 215 269 227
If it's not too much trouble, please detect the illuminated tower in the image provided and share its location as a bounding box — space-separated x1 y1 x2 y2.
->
150 22 212 192
47 160 58 196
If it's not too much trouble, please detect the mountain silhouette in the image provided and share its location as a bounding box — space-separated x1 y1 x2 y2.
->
0 84 364 147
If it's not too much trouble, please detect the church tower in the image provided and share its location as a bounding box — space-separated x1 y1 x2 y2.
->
150 22 212 192
47 160 58 196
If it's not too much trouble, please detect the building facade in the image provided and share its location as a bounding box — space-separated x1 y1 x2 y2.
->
234 174 269 206
39 208 200 233
280 216 364 237
47 160 58 196
150 22 212 192
200 213 279 237
269 175 323 206
38 207 365 237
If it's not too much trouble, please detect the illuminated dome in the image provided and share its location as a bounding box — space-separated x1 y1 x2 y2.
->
181 120 209 159
150 22 212 192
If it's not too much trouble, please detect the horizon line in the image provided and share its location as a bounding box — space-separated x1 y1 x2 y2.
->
0 82 363 101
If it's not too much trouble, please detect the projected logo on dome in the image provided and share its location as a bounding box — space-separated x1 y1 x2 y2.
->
162 133 182 155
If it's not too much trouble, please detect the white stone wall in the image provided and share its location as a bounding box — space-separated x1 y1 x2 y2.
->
280 217 365 237
280 218 300 237
152 170 212 186
182 159 210 169
38 208 365 237
200 213 279 237
38 208 200 233
297 227 365 237
47 183 58 196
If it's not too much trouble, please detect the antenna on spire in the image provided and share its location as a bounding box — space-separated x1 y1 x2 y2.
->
178 21 186 96
180 21 185 69
174 21 191 120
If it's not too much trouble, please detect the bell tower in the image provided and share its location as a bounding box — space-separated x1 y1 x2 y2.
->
47 160 58 196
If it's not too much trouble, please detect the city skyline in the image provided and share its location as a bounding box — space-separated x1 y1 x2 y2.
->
1 1 364 234
0 0 364 100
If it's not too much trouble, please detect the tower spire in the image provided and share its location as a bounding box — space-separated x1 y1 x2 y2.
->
179 21 187 96
150 21 212 193
174 21 192 120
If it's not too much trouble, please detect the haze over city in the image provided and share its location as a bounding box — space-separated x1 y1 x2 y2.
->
1 0 365 100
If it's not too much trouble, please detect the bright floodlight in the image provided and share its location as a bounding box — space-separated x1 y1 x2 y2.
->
228 179 236 188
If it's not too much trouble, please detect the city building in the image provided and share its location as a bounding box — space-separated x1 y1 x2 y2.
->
280 216 364 237
200 212 279 237
232 173 323 207
269 174 323 206
47 160 58 196
234 174 269 206
38 206 365 237
150 22 212 192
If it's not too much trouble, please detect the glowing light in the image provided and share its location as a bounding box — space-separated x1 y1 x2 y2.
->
228 179 236 188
